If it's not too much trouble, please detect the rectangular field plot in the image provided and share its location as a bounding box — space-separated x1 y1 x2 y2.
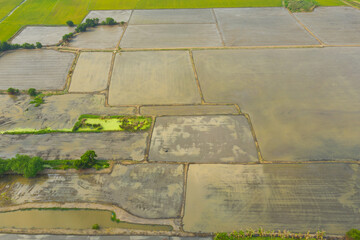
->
0 164 184 219
193 48 360 162
82 10 132 23
214 8 319 46
183 164 360 234
295 7 360 45
130 9 215 24
69 25 123 49
0 50 75 90
0 132 148 161
120 24 222 48
140 104 238 116
108 51 201 105
149 116 258 163
69 52 112 92
11 26 74 46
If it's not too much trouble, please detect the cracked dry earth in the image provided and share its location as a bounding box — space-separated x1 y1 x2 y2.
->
0 6 360 238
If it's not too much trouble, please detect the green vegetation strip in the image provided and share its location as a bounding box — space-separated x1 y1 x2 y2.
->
0 0 345 42
1 115 152 134
284 0 319 12
0 151 109 178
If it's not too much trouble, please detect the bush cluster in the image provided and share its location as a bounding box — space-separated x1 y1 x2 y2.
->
347 229 360 240
7 87 20 95
284 0 319 12
0 41 42 53
62 32 74 42
0 155 44 178
73 150 97 169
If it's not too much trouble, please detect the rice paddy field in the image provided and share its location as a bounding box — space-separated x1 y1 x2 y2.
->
0 0 345 41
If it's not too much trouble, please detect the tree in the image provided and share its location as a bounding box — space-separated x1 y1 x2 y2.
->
105 17 116 25
7 155 44 178
7 88 20 95
62 32 74 42
74 150 97 169
36 42 42 48
66 20 74 27
22 42 35 49
28 88 37 96
75 23 87 33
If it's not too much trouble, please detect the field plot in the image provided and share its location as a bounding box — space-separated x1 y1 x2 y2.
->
214 8 319 46
149 116 258 163
140 105 238 116
69 25 123 49
130 9 215 24
0 0 23 21
0 94 135 132
295 7 360 45
82 10 132 23
11 26 74 46
0 132 148 160
120 24 222 48
69 52 112 92
108 51 201 105
0 164 184 219
193 47 360 162
183 164 360 233
0 50 74 90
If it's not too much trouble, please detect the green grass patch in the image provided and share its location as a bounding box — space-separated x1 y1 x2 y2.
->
284 0 319 12
43 159 109 170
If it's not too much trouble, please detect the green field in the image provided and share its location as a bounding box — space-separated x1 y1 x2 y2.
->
0 0 346 42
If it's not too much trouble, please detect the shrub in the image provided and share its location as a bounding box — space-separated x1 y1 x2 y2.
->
30 96 44 107
120 21 125 25
62 32 74 42
75 23 87 33
7 88 20 95
22 42 36 49
74 150 97 169
347 229 360 240
105 17 116 25
0 158 9 176
36 42 42 48
66 20 74 27
85 18 99 27
92 224 100 230
7 154 44 178
285 0 319 12
28 88 37 96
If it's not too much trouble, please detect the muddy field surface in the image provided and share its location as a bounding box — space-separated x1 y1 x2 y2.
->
183 164 360 234
0 50 74 90
11 26 75 46
140 105 238 116
295 7 360 45
0 94 135 131
69 52 112 92
193 47 360 162
109 51 201 105
214 8 319 46
0 131 148 160
0 164 184 219
130 9 215 24
82 10 132 23
69 26 123 49
120 24 222 48
149 116 258 163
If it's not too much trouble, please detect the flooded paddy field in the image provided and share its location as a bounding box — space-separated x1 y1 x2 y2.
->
0 50 74 90
0 94 135 132
193 47 360 162
214 8 319 46
140 105 238 116
295 7 360 45
108 51 201 105
0 209 171 231
129 9 215 24
149 116 258 163
120 24 222 48
183 164 360 234
69 26 123 49
11 26 75 46
0 131 148 160
0 164 184 219
82 10 132 23
69 52 112 92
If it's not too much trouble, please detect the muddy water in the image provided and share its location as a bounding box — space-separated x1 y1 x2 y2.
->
0 209 172 231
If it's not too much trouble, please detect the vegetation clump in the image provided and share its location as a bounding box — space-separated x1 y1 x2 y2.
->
92 224 100 230
62 32 74 42
346 229 360 240
30 95 44 107
102 17 116 25
7 87 20 95
284 0 319 12
66 20 74 27
36 42 42 48
74 150 97 169
5 155 44 178
111 212 121 223
0 41 41 52
27 88 38 96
